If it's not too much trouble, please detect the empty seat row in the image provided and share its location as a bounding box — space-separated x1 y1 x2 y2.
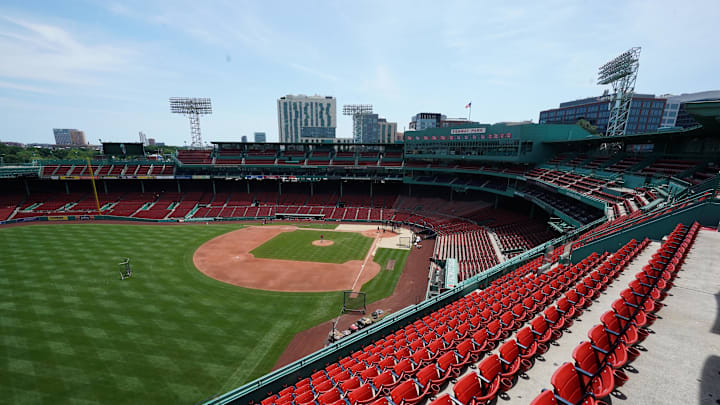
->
531 223 699 405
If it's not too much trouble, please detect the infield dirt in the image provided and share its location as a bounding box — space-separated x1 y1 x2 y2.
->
193 225 382 292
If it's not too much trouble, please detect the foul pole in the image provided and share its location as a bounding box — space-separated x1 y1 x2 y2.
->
86 157 102 216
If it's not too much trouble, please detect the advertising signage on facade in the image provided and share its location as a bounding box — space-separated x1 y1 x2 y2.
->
449 127 487 135
405 130 513 141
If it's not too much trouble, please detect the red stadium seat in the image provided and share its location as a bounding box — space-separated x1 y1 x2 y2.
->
317 387 342 404
529 389 557 405
550 363 596 405
515 326 538 360
346 383 378 405
498 339 522 379
453 354 501 404
572 342 615 399
587 324 627 369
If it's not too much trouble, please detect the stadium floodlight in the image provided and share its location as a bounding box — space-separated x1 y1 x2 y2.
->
597 47 641 137
170 97 212 148
343 105 373 143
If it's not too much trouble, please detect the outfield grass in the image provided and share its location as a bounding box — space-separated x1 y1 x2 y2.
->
250 230 373 263
0 224 348 404
361 248 411 304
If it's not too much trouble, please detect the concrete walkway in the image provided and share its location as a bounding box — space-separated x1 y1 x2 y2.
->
486 229 507 263
610 230 720 404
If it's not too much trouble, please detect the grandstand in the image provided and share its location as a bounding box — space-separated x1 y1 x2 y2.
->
0 100 719 404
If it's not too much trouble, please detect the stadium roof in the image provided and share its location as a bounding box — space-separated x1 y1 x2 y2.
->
684 100 720 131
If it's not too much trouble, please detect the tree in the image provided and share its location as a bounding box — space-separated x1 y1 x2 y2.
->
576 118 599 134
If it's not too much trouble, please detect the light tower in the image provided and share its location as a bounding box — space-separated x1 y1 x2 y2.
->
169 97 212 148
597 47 641 137
343 104 373 143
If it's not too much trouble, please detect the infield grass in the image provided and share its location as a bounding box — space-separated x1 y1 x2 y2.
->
250 229 373 263
0 224 346 404
247 221 338 230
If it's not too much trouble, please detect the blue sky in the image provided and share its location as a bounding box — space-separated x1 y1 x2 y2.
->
1 0 718 145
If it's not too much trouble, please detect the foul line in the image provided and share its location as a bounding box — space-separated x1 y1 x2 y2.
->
350 233 381 291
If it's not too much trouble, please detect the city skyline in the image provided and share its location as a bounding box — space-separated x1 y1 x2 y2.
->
0 1 719 145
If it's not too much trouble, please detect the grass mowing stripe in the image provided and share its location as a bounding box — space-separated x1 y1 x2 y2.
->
0 224 344 404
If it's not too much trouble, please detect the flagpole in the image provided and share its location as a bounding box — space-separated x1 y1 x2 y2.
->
468 104 471 121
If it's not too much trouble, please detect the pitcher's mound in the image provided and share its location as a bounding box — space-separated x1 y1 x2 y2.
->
312 240 335 246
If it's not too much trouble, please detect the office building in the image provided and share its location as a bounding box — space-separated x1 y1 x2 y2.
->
659 90 720 129
409 113 443 130
350 113 398 143
241 135 248 143
277 95 336 143
409 113 478 130
378 118 399 143
53 128 87 145
538 94 666 134
254 132 267 143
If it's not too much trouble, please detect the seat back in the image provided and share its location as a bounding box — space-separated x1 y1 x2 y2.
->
516 326 535 350
501 310 515 326
472 328 488 345
347 384 375 405
412 347 430 364
556 297 572 313
393 358 413 376
457 339 473 357
360 366 378 381
416 364 440 385
550 363 586 404
390 380 419 404
600 310 620 333
523 295 536 309
373 370 395 386
453 372 482 404
487 319 501 336
428 393 455 405
377 356 395 371
341 376 361 392
545 305 562 323
531 316 548 335
587 324 610 351
529 389 558 405
294 390 315 405
499 339 519 364
318 387 341 404
395 347 410 359
437 351 458 371
572 341 601 374
315 379 334 393
479 353 501 382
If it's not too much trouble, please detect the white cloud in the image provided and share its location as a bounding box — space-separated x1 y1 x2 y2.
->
0 80 53 94
0 15 138 86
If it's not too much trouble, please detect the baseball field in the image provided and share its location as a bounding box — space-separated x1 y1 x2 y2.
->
0 223 409 404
